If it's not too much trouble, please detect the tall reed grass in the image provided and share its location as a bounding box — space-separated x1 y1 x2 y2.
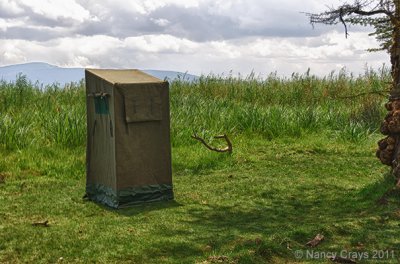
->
0 68 390 150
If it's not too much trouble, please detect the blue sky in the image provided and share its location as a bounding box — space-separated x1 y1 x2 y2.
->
0 0 388 76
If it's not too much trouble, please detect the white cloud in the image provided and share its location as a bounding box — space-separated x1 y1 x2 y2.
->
209 41 241 59
0 17 25 31
17 0 90 22
124 34 198 53
1 41 26 62
79 0 202 17
0 0 24 15
151 18 170 27
0 0 389 76
0 30 388 76
143 0 202 10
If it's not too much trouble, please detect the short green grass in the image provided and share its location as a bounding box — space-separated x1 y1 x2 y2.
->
0 69 399 263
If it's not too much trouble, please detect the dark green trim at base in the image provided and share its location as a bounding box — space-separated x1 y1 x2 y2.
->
86 183 119 208
86 183 174 208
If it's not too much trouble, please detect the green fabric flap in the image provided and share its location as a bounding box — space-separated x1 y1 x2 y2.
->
86 183 119 208
86 183 173 209
94 96 109 115
118 184 173 208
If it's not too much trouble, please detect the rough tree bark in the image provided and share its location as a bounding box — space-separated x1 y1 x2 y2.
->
377 1 400 180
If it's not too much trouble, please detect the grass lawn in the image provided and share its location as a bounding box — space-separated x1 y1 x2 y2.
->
0 71 399 263
1 132 399 263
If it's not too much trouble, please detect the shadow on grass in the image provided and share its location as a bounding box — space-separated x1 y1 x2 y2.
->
359 172 400 203
133 241 204 263
91 199 183 217
84 172 399 263
187 174 393 226
148 173 400 262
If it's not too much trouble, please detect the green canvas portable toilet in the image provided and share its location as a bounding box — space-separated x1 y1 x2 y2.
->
85 69 173 208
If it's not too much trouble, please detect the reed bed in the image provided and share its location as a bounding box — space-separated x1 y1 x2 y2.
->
0 68 390 150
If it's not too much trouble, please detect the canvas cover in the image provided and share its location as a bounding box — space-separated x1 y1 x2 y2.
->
85 69 173 208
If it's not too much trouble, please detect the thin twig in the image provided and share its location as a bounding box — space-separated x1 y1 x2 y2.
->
191 133 233 153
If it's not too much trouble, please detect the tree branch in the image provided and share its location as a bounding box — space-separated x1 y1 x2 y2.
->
191 133 233 153
339 8 349 38
305 0 395 40
353 9 392 16
334 89 391 99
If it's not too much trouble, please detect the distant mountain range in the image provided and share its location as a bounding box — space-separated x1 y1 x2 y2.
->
0 62 197 86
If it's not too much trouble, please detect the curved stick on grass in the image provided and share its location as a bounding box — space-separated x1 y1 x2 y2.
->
32 220 50 227
191 133 232 153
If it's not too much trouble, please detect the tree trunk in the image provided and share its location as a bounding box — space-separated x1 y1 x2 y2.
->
391 1 400 178
391 0 400 99
377 1 400 180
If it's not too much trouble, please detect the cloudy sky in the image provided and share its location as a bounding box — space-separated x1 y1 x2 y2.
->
0 0 389 76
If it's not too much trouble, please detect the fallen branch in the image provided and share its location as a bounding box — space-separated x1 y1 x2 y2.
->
305 234 324 247
329 256 357 263
191 133 233 153
32 220 50 227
